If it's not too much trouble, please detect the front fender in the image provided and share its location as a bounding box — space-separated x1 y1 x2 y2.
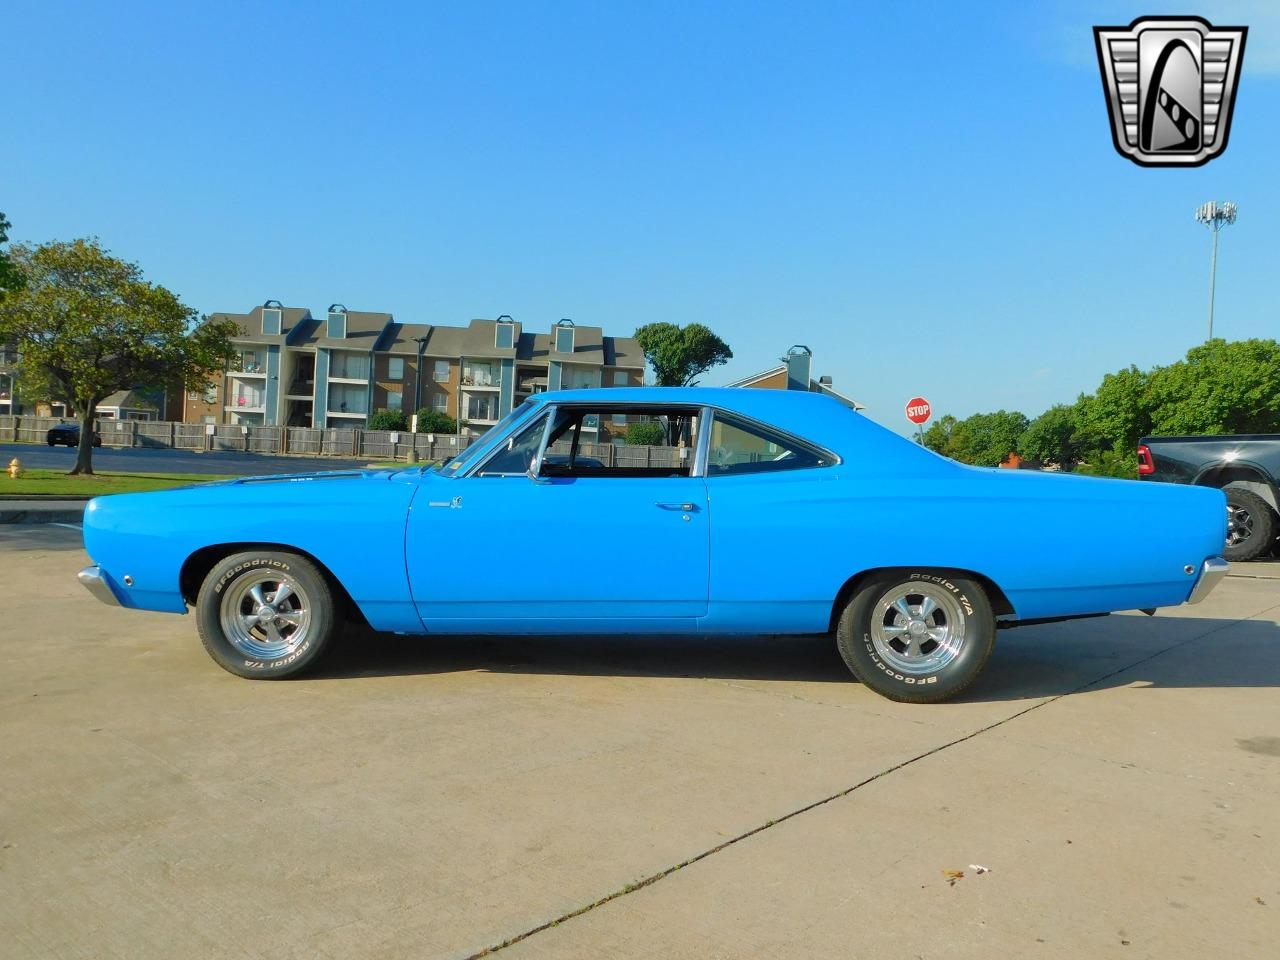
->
82 472 423 632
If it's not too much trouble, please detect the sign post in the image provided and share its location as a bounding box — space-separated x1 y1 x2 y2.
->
905 396 931 445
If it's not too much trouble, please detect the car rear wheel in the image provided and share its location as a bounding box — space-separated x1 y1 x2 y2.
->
836 571 996 703
196 551 336 679
1223 489 1277 562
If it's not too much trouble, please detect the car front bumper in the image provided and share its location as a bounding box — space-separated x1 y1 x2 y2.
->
1187 557 1230 604
78 565 121 606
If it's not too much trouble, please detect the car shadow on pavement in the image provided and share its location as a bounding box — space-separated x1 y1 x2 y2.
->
313 614 1280 701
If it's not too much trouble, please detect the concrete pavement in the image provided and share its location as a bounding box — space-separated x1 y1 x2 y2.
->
0 524 1277 959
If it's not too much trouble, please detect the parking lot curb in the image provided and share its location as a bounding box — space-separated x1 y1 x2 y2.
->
0 497 88 524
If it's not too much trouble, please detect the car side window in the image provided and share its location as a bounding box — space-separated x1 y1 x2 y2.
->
541 408 699 478
476 413 548 477
706 416 827 476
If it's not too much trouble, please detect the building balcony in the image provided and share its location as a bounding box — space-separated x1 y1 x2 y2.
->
460 379 499 391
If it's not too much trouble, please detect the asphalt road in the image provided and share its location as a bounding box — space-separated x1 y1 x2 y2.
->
0 442 378 476
2 524 1277 959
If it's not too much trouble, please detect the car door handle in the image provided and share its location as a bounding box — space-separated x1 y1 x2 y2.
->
655 501 697 512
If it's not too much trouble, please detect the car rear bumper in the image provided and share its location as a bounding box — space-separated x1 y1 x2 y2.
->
77 565 121 606
1187 557 1230 604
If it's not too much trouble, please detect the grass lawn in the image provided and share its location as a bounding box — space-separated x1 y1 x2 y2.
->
1 469 233 497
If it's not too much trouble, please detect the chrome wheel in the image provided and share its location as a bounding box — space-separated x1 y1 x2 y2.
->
869 581 967 676
1226 502 1253 548
218 573 312 661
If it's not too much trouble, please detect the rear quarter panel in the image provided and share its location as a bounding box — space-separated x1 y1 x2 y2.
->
706 462 1226 631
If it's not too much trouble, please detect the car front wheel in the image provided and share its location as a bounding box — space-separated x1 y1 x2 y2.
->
196 550 336 678
836 571 996 703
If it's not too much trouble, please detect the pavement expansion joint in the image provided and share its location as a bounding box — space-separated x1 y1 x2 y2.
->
460 602 1280 959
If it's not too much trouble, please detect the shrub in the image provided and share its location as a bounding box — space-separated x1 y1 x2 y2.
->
367 409 409 432
1075 447 1137 480
625 421 665 446
413 409 458 434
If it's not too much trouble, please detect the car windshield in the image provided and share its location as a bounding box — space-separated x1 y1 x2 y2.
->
439 399 535 476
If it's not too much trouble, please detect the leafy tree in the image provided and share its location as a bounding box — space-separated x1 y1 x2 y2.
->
0 238 236 474
945 410 1029 466
368 409 409 431
921 414 958 457
1146 338 1280 436
633 322 732 386
1074 365 1152 453
413 409 458 433
1018 404 1081 468
624 420 665 445
0 211 23 297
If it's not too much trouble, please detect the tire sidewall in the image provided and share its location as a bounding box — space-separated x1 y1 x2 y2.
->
1223 489 1276 562
837 572 995 703
196 551 334 679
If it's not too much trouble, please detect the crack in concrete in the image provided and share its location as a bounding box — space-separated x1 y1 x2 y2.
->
461 605 1279 959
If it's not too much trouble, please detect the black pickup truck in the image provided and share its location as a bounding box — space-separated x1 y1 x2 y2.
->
1139 435 1280 561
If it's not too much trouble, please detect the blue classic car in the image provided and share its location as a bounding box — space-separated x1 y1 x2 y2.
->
79 388 1229 702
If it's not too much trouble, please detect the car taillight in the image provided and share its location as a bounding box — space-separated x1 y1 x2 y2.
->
1137 444 1154 476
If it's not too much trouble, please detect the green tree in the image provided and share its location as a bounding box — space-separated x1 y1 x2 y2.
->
624 420 665 445
945 410 1029 466
368 409 409 431
1146 338 1280 436
921 414 958 457
633 322 732 386
1074 365 1152 453
0 211 24 297
0 238 236 474
413 409 458 433
1018 403 1081 468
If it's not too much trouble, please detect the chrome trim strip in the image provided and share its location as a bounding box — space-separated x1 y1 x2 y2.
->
1187 557 1230 604
77 565 120 606
693 405 713 478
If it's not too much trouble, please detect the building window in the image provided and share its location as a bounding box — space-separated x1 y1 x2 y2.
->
555 325 574 354
386 388 403 411
495 321 515 349
327 311 347 339
262 308 282 336
190 382 218 403
613 371 629 386
466 394 499 420
462 361 496 386
388 357 404 381
432 393 448 413
434 359 450 382
330 352 370 380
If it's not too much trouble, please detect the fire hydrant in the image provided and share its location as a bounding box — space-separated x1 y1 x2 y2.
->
7 457 23 479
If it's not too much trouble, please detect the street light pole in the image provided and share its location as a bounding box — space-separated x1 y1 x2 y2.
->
1195 201 1237 342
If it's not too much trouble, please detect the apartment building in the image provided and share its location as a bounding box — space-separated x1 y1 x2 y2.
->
188 304 645 434
727 345 864 411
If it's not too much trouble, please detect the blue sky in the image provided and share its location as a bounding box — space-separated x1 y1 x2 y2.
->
4 1 1277 433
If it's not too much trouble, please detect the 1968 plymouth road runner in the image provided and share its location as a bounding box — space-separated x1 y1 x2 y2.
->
79 388 1229 702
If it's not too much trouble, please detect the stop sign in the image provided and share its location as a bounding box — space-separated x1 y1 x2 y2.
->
905 397 931 425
